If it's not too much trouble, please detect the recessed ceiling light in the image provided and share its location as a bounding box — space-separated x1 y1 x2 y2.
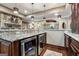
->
54 13 58 16
24 10 28 13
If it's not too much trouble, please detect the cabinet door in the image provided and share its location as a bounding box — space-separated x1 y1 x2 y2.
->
0 41 11 56
11 40 20 56
74 4 78 17
71 3 78 18
71 3 79 34
64 34 69 48
0 42 1 53
77 4 79 14
71 38 79 54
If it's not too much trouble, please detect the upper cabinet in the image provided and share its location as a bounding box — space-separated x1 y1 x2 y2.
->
71 3 78 20
71 3 79 34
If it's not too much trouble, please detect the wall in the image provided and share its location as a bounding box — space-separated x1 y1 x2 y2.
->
46 30 65 47
46 19 71 47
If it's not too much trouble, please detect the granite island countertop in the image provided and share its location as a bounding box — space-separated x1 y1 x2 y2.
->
0 31 46 42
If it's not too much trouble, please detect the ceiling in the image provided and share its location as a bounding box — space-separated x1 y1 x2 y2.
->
0 3 71 21
0 3 66 15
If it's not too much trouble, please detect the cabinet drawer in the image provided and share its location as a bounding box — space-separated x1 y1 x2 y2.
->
70 43 78 53
71 38 79 53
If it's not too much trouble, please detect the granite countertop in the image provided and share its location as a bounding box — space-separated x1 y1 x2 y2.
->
45 29 71 31
0 31 46 42
64 31 79 42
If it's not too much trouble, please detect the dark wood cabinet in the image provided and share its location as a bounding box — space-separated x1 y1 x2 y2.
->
71 3 79 34
64 34 73 55
64 34 79 56
0 40 11 55
0 33 46 56
64 34 70 48
0 40 20 56
0 42 11 55
71 4 78 18
11 40 20 56
0 42 1 53
70 38 79 55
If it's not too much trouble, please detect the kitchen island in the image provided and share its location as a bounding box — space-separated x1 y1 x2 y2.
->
0 31 46 56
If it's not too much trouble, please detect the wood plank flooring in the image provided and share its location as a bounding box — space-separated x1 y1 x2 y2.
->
40 44 69 56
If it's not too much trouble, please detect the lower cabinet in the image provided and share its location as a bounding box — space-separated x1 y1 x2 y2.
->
64 34 79 56
0 33 46 56
0 40 11 56
0 39 20 56
70 38 79 55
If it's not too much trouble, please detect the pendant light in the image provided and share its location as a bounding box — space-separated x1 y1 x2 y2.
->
31 3 34 20
43 4 46 19
13 3 19 14
57 15 61 19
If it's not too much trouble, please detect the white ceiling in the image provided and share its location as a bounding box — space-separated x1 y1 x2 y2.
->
0 3 65 15
26 3 71 21
0 3 71 21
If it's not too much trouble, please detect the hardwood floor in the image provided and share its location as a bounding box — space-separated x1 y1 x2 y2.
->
40 44 69 56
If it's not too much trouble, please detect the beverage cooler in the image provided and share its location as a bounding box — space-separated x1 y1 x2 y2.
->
20 33 46 56
38 33 46 55
21 36 37 56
